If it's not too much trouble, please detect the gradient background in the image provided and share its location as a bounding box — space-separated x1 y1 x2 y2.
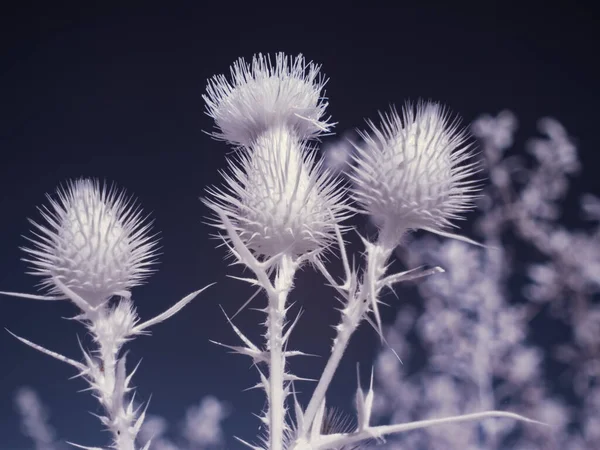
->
1 2 597 449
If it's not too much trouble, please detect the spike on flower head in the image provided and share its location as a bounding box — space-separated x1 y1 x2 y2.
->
351 101 481 242
205 127 350 258
203 52 333 147
22 179 158 308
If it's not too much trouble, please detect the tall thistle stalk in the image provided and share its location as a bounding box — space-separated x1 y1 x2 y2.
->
2 179 210 450
202 52 545 450
204 59 349 446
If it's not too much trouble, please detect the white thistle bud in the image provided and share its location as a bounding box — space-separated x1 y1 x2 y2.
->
22 179 158 308
203 52 333 147
351 101 480 241
205 127 349 258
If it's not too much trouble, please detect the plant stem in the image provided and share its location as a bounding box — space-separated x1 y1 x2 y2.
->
268 254 297 450
299 233 395 440
91 307 137 450
98 344 135 450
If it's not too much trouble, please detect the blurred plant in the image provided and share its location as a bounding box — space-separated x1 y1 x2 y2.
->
321 130 358 175
11 386 226 450
136 396 229 450
182 396 230 449
2 179 211 450
202 53 540 450
368 111 599 449
14 386 65 450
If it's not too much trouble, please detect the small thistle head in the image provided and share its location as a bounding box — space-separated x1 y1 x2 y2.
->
205 127 350 259
89 297 140 347
351 101 480 240
203 52 333 147
22 179 158 308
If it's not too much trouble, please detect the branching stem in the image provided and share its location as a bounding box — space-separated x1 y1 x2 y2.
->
299 232 395 440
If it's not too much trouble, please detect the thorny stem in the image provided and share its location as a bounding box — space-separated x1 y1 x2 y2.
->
89 307 137 450
101 352 135 449
268 254 297 450
208 206 296 449
3 281 206 450
298 230 396 441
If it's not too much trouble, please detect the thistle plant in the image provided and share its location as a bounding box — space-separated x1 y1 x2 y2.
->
202 52 542 450
2 179 210 450
4 53 548 450
368 111 599 449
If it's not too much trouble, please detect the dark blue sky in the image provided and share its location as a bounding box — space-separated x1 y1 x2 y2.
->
1 2 597 449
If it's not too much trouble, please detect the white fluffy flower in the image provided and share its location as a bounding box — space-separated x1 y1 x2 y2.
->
205 127 349 258
351 101 480 239
203 52 332 147
22 179 157 307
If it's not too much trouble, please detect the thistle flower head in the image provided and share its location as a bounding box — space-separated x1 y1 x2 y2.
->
204 52 333 147
351 101 480 240
22 179 158 308
205 127 349 258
